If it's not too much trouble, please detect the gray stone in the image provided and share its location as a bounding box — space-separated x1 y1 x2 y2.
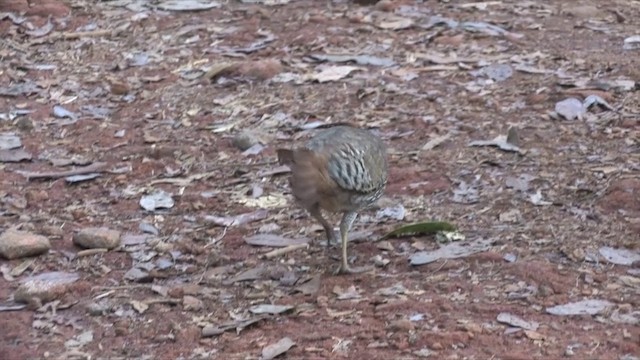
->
14 271 79 304
183 295 203 312
0 229 50 259
73 227 121 249
232 131 261 151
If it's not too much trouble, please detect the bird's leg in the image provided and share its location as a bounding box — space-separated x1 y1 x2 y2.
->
308 204 336 246
335 211 373 275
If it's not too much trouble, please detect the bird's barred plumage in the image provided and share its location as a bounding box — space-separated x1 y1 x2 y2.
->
305 126 387 197
277 125 388 274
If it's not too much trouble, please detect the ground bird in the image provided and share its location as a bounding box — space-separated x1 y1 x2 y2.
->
277 125 388 274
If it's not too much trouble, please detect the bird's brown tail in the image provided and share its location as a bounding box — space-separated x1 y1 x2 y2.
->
277 148 337 209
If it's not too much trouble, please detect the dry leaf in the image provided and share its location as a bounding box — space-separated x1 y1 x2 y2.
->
308 66 361 83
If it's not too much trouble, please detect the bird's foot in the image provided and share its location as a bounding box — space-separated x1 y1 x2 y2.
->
333 263 374 275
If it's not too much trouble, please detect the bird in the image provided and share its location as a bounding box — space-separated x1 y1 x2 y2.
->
277 125 388 274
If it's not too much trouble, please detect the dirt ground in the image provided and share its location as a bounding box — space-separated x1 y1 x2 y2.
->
1 0 639 359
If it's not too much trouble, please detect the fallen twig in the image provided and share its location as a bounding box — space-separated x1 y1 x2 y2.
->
262 243 309 259
16 162 108 180
91 284 151 291
76 248 109 257
147 171 218 186
145 298 181 306
29 28 126 46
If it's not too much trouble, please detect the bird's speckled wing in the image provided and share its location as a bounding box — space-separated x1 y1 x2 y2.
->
305 126 387 195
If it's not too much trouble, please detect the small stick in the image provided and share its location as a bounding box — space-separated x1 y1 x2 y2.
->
17 162 107 180
91 284 151 291
147 170 219 186
29 29 123 46
94 290 115 300
262 243 309 259
76 248 108 257
145 298 180 305
59 29 115 40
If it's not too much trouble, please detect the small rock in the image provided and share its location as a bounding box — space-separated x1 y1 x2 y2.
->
86 303 103 316
565 347 575 356
14 271 79 304
599 246 640 266
139 222 159 235
413 349 433 358
375 0 400 12
64 330 94 350
261 337 295 360
183 295 203 312
39 225 64 238
124 267 151 283
167 287 184 298
376 204 405 221
86 300 112 316
236 59 283 80
232 131 261 151
555 98 584 120
546 299 614 316
475 63 513 82
562 4 599 18
15 117 34 131
181 284 202 296
0 229 51 259
242 143 264 156
139 190 174 211
279 271 298 286
0 149 32 163
0 132 21 150
387 319 415 332
259 222 281 233
156 257 173 270
73 227 121 250
167 284 202 298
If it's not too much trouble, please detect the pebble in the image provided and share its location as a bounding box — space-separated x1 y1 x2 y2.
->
232 131 261 151
14 271 79 304
0 229 51 259
387 319 415 332
413 349 433 358
86 301 112 316
168 284 201 298
183 295 203 312
15 117 34 131
124 267 151 282
73 227 121 249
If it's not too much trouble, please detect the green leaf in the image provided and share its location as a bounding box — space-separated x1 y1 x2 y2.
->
379 221 456 240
